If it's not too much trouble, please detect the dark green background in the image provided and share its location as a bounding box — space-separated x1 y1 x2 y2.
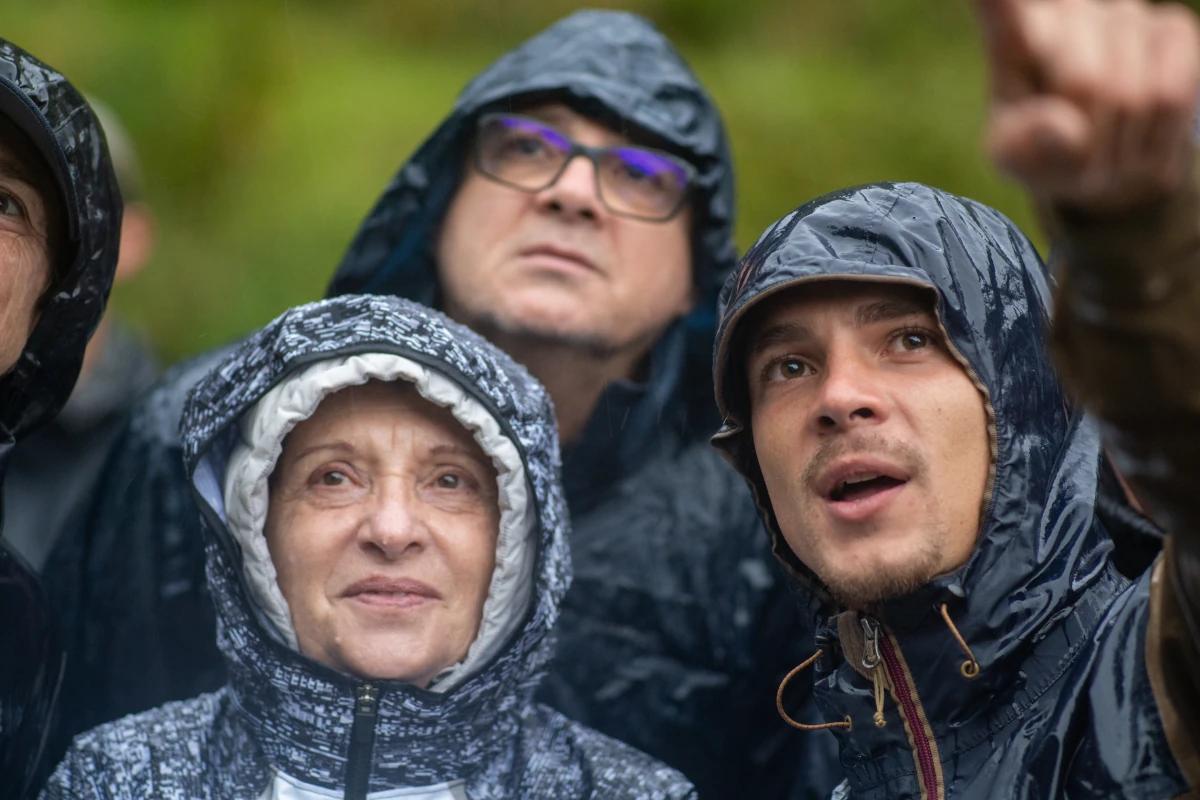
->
8 0 1185 363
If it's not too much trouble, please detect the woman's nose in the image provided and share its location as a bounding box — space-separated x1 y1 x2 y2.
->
359 482 428 559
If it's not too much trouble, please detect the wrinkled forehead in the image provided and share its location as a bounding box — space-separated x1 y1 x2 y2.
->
279 379 492 468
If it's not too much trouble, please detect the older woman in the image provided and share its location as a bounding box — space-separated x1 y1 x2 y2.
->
42 294 694 800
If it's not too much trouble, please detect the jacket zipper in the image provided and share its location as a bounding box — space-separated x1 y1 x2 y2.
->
863 616 944 800
344 682 380 800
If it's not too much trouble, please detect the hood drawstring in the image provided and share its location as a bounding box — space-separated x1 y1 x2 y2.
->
776 608 978 734
938 602 980 678
775 649 852 732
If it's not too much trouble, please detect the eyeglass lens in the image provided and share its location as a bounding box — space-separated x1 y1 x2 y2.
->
476 114 690 220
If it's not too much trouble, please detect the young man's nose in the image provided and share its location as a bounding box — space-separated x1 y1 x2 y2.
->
812 352 888 432
536 154 602 222
359 481 430 559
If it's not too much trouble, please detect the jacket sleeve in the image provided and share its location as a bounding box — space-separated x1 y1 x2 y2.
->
38 745 122 800
1043 158 1200 789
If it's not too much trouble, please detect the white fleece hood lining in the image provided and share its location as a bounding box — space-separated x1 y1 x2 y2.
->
222 352 536 693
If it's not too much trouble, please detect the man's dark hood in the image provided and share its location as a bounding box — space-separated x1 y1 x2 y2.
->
711 182 1109 684
327 10 736 478
0 38 121 460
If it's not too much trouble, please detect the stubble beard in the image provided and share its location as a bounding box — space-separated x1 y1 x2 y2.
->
808 525 945 611
791 432 945 611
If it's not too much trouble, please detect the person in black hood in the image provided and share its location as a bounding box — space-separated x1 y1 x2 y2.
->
47 10 835 798
710 2 1200 796
0 37 121 800
44 294 696 800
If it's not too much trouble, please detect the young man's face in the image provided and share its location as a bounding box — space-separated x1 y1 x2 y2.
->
0 117 54 374
744 281 991 610
436 103 694 359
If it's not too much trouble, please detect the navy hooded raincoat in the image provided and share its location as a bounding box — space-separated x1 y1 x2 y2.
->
0 37 121 800
711 182 1193 798
42 294 696 800
45 12 833 798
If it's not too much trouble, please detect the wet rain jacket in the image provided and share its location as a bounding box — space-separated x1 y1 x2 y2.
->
0 38 121 800
47 11 833 797
42 294 696 799
711 182 1196 798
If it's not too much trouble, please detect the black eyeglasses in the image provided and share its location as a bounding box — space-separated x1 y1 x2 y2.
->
472 112 695 222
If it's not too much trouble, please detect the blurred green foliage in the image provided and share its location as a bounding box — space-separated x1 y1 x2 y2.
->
3 0 1160 362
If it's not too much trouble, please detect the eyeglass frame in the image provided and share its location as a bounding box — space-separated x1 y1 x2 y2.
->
469 112 697 223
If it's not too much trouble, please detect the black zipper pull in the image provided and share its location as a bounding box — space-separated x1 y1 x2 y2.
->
344 682 380 800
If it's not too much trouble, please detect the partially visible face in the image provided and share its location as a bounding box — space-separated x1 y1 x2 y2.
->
0 117 54 374
744 281 991 610
265 381 500 685
436 103 694 359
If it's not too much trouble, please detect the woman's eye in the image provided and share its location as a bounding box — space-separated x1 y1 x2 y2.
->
0 193 23 218
435 472 463 490
318 469 350 487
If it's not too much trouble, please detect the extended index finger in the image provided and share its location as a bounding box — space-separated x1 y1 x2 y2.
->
974 0 1039 97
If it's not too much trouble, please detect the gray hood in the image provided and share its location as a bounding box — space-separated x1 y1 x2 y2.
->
180 294 570 793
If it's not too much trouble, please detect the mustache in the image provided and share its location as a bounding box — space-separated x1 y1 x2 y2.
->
801 432 925 490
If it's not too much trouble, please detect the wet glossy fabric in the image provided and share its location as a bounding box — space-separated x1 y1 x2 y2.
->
42 294 696 799
47 12 834 798
710 183 1188 797
0 37 120 800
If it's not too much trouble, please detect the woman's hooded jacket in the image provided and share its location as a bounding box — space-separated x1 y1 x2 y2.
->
48 12 832 798
0 37 121 799
711 182 1189 798
43 294 695 800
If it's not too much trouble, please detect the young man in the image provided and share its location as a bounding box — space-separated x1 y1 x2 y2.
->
711 0 1200 795
50 12 834 797
0 36 122 800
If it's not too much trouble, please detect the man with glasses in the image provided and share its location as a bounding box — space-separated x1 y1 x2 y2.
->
435 105 698 444
51 11 837 798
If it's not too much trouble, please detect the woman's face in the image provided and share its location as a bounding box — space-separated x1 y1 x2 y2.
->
265 381 499 686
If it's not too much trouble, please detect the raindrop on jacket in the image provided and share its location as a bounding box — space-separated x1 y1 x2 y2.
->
41 294 698 799
44 12 837 798
0 36 121 800
711 182 1191 798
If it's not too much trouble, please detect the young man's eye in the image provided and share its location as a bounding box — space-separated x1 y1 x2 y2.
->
890 328 938 353
763 357 813 382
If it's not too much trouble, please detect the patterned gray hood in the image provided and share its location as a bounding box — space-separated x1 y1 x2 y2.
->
45 294 693 798
181 294 569 794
